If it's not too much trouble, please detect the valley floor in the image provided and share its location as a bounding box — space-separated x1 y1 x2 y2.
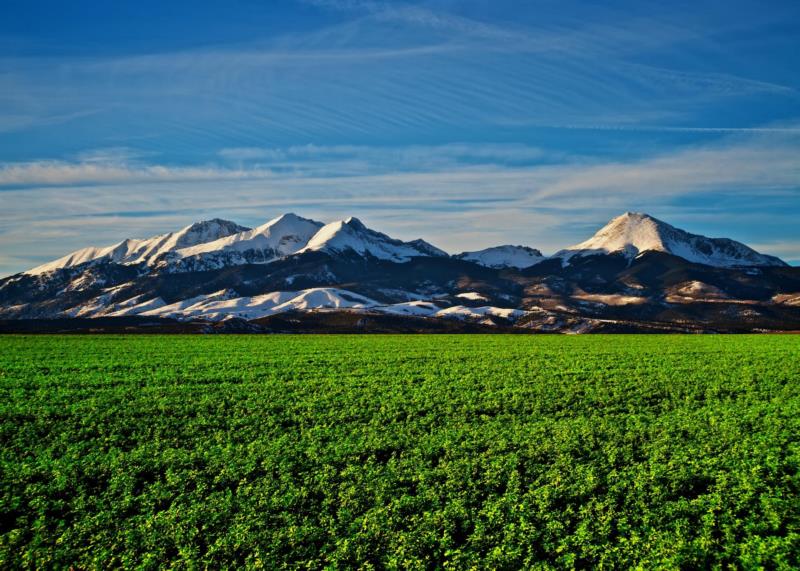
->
1 335 798 568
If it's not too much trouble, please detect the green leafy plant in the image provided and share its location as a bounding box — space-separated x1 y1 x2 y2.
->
1 334 798 569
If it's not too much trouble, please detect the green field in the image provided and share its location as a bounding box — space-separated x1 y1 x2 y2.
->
1 335 798 569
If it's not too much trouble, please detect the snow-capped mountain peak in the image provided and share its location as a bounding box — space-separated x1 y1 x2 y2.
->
300 217 447 262
25 218 249 275
343 216 366 228
456 245 545 269
126 218 249 264
152 212 325 272
554 212 787 268
175 213 323 259
5 210 797 331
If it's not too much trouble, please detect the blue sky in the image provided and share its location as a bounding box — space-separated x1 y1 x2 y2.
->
1 0 798 275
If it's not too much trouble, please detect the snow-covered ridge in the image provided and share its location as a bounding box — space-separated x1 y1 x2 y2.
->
110 288 376 321
176 213 322 258
455 245 544 269
24 214 451 276
6 210 794 330
25 219 249 275
79 286 527 323
554 212 787 268
299 217 447 262
22 211 787 279
161 213 325 271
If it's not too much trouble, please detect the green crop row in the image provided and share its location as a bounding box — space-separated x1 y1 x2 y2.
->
1 334 798 569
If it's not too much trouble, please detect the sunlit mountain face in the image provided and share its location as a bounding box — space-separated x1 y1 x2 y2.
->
2 212 798 333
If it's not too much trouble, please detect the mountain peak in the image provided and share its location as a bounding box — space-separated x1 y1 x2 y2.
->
609 211 664 227
186 217 238 228
173 213 324 262
172 219 250 249
25 218 249 275
342 216 367 230
620 211 649 219
254 212 322 232
555 212 787 268
602 211 663 228
575 212 670 255
301 217 447 262
270 212 305 224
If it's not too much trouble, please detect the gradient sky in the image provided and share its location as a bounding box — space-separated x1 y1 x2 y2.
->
1 0 799 275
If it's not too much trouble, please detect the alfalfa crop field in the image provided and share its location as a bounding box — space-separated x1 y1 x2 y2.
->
1 334 798 569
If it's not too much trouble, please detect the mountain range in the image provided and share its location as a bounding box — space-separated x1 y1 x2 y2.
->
2 212 798 333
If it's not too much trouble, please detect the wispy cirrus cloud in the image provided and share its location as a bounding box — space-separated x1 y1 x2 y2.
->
301 0 526 42
3 130 796 195
0 160 273 187
0 143 553 188
1 0 796 161
749 241 800 264
218 143 553 170
528 131 800 204
0 108 107 134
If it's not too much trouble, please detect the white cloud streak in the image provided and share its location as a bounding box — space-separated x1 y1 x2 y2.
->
747 240 800 262
528 134 800 204
0 161 274 187
0 131 798 276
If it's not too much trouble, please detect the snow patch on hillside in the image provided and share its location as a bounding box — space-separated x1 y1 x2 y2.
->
131 288 376 321
434 305 526 321
93 286 526 324
456 292 489 301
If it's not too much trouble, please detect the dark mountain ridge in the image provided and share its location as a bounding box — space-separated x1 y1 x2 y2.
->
2 212 797 333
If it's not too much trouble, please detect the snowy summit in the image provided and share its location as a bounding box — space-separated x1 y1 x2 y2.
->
26 219 248 275
299 217 447 262
554 212 787 268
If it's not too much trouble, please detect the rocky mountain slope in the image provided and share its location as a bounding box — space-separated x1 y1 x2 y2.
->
2 212 797 333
